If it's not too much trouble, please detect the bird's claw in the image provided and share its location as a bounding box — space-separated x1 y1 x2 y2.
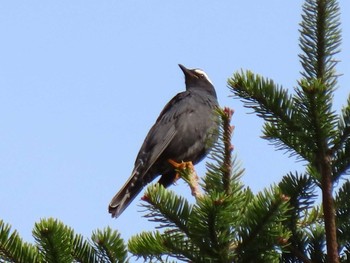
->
168 159 194 181
167 159 202 198
168 159 194 170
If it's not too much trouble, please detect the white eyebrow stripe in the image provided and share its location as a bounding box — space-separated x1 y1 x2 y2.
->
193 69 213 85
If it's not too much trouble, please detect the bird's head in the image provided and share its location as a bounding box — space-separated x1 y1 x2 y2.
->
178 64 216 96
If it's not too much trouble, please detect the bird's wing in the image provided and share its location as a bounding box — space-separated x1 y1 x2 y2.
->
135 91 191 176
140 125 177 176
109 92 189 218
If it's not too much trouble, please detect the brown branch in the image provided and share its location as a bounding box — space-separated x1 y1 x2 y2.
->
222 107 234 195
320 153 339 263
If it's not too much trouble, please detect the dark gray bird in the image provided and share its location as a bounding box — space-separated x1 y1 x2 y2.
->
108 64 219 218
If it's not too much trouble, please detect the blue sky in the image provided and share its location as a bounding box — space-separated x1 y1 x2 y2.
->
1 0 349 259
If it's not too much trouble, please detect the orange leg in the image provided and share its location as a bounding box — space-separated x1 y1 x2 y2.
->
168 159 202 198
168 159 194 182
167 159 194 169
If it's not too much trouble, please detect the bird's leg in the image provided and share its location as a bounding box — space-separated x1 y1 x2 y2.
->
167 159 202 198
167 159 192 182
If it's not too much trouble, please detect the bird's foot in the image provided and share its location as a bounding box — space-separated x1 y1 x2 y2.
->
167 159 202 198
167 159 194 169
168 159 194 181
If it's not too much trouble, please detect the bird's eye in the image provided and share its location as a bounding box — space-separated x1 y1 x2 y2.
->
193 69 213 85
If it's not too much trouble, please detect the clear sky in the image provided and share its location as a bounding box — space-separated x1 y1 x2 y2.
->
1 0 349 260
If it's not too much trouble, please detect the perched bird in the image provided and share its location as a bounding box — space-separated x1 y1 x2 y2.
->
109 64 219 218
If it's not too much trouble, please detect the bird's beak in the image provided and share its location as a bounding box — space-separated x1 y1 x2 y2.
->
178 64 196 78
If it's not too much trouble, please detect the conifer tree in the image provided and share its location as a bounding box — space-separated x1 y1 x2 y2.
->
1 0 349 262
228 0 348 262
0 218 127 262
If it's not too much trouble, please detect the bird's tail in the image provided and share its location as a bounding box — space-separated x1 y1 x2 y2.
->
108 170 144 218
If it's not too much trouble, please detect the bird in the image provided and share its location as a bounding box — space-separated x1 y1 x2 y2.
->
108 64 219 218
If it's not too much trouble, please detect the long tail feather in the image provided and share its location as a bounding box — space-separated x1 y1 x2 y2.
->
108 170 144 218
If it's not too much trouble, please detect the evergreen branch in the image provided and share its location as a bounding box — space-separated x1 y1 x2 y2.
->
141 184 192 235
228 71 317 160
0 220 39 263
341 246 350 263
91 227 127 263
141 185 222 261
298 2 342 261
333 94 350 149
299 0 341 88
306 225 326 262
32 218 74 262
279 173 316 218
187 193 239 262
128 231 199 262
297 54 339 263
204 156 244 198
294 79 337 163
302 205 324 228
286 244 313 263
204 108 244 196
300 12 340 258
228 71 296 127
332 138 350 181
128 231 170 261
1 218 128 263
334 181 350 257
150 231 200 262
332 95 350 180
71 234 97 263
279 173 317 262
226 0 345 262
220 107 234 195
263 121 313 161
235 187 290 262
194 107 246 262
